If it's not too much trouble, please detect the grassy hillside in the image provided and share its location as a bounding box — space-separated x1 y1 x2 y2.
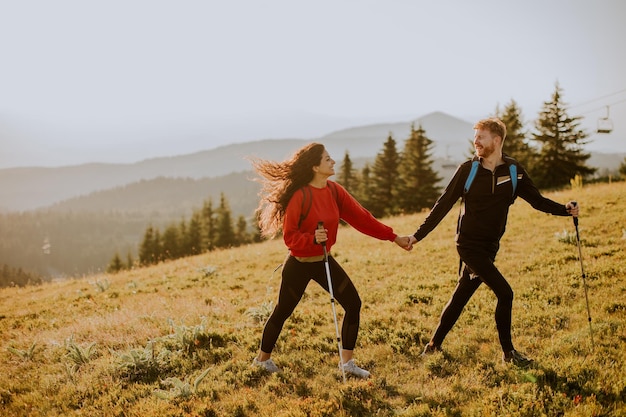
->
1 182 624 416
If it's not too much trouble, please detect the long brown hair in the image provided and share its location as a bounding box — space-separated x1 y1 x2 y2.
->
250 143 325 238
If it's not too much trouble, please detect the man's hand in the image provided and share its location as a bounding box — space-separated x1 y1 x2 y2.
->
566 201 580 217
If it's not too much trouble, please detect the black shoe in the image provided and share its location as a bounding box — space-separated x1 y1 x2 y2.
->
421 343 442 357
503 350 533 368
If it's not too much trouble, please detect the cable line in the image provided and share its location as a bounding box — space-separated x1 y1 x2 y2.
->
570 88 626 109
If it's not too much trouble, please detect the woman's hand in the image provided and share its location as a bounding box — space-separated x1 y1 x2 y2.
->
394 235 413 251
314 227 328 244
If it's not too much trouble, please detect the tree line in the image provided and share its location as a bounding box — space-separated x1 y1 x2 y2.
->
4 82 616 284
108 121 445 272
112 82 604 273
335 82 600 218
107 194 262 272
108 83 603 273
0 264 45 288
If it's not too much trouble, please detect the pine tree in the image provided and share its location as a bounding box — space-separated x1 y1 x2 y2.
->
337 151 358 195
397 124 442 212
215 193 235 248
107 252 124 273
126 251 134 270
201 199 216 251
235 215 249 245
356 163 372 210
532 83 596 189
161 224 180 260
139 226 156 265
251 212 263 243
186 212 203 255
369 134 400 218
178 218 189 257
152 229 163 264
496 99 538 170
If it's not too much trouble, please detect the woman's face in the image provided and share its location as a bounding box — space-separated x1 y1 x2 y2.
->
314 149 335 177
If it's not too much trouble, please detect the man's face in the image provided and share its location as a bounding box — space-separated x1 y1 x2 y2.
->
473 129 499 158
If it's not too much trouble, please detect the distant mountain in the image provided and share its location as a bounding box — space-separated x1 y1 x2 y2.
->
0 111 472 212
48 173 261 220
1 110 624 278
1 111 623 212
320 111 474 161
0 139 307 212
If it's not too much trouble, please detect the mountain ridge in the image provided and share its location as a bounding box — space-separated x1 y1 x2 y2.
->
1 111 623 212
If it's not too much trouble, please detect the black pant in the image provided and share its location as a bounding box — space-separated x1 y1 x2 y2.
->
430 244 515 353
260 255 362 353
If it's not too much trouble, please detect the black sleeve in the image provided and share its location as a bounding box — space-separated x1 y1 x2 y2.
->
413 162 468 241
517 166 569 216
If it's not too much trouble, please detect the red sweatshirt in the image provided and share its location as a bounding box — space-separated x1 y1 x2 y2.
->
283 180 397 257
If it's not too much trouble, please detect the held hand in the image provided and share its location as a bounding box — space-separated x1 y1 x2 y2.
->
566 201 580 217
394 235 414 251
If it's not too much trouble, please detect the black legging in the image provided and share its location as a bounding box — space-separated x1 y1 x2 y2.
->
260 255 362 353
430 245 515 353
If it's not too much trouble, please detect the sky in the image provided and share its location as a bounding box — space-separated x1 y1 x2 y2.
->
1 0 625 168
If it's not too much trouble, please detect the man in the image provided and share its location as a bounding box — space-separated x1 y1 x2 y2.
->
407 117 579 367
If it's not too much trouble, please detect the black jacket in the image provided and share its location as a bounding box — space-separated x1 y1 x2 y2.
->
413 155 570 247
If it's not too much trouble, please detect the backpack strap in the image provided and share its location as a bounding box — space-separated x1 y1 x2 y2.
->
328 181 339 208
463 160 480 194
509 164 518 197
463 160 518 198
298 186 313 228
297 181 340 228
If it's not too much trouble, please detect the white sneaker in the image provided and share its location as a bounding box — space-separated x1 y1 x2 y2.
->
341 359 371 379
252 358 281 373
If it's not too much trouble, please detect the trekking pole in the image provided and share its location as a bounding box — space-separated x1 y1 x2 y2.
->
571 201 595 352
318 221 347 382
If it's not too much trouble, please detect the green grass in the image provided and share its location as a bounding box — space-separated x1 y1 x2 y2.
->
1 182 625 416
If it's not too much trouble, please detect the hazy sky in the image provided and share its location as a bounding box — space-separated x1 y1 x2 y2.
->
1 0 625 168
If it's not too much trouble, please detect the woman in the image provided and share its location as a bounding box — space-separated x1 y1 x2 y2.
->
250 143 410 378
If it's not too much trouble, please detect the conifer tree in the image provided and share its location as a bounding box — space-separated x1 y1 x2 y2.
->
235 215 249 245
397 124 442 212
337 151 358 194
178 218 189 256
251 212 263 243
152 229 163 263
201 199 216 251
186 212 203 255
215 193 235 248
161 224 180 260
532 83 596 189
369 134 400 217
496 99 538 170
107 252 124 273
356 163 372 210
139 225 157 265
126 251 134 270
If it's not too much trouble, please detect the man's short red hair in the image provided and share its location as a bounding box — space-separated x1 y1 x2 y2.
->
474 118 507 141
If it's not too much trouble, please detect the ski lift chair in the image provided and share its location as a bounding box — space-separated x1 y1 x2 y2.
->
596 106 613 134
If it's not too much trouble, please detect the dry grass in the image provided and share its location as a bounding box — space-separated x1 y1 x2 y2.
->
1 182 625 416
